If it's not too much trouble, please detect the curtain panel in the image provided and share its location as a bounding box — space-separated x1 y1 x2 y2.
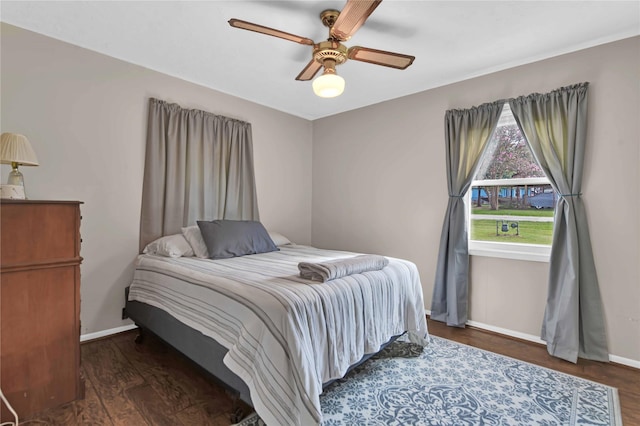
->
431 101 504 327
140 98 260 250
510 83 608 363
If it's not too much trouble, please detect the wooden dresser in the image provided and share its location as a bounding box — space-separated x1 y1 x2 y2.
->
0 200 84 422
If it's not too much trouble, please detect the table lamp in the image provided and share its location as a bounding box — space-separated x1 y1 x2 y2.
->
0 133 39 198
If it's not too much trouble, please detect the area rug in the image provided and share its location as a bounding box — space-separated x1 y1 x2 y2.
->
234 336 621 425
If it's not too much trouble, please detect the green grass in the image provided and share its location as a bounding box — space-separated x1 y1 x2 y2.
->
471 219 554 245
472 207 554 218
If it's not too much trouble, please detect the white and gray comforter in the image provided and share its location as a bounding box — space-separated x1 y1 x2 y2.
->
128 245 429 426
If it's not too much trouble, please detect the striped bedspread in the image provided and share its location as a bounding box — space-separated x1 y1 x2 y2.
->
128 245 429 426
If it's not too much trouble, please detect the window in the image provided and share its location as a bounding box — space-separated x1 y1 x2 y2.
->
468 104 556 262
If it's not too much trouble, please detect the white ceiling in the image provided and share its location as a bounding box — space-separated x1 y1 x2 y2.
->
2 1 639 120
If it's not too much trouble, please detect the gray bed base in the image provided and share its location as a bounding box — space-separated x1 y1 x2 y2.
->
124 287 399 411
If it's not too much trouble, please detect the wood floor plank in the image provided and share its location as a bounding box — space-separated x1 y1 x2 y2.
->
112 330 173 375
72 375 114 426
81 381 148 425
176 403 235 426
126 384 183 426
25 372 113 425
81 340 149 425
144 366 198 413
81 339 145 389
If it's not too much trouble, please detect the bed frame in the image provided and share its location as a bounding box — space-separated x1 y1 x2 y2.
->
124 287 397 420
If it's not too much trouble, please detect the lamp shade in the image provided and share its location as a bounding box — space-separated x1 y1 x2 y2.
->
312 73 345 98
0 133 39 166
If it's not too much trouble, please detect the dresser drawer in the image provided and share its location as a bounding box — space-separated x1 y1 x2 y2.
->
1 202 81 266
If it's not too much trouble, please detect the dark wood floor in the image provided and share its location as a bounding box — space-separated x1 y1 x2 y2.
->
21 318 640 425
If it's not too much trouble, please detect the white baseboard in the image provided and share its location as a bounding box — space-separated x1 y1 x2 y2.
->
426 310 640 369
609 354 640 369
465 319 546 345
80 324 138 342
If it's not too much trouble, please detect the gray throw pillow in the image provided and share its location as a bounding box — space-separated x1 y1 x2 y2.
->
196 220 279 260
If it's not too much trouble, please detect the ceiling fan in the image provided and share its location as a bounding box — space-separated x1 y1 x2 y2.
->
228 0 415 98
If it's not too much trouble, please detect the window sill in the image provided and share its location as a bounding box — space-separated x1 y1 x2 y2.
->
469 241 550 263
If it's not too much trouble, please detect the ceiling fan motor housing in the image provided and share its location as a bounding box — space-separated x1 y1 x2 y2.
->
314 40 348 68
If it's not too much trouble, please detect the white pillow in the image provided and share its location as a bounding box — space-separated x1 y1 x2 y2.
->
268 231 292 246
143 234 194 258
181 225 209 258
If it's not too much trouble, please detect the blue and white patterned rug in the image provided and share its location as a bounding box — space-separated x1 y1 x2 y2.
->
235 336 621 425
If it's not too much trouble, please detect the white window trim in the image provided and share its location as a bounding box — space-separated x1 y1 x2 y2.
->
467 178 552 263
472 177 550 187
469 240 551 263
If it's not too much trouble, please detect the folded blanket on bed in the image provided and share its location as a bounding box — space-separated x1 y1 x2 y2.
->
298 254 389 282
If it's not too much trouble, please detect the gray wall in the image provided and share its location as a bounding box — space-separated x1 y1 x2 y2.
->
1 23 313 336
312 36 640 363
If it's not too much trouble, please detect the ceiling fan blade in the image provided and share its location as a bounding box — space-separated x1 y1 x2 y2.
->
295 59 323 81
348 46 415 69
228 19 314 46
331 0 382 41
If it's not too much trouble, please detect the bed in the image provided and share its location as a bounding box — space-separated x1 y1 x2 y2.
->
125 234 428 425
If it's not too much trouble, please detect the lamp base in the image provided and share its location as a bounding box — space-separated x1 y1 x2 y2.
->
0 184 26 199
7 168 24 186
6 165 27 198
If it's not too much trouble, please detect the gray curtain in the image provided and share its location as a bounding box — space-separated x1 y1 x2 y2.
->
431 101 504 326
510 83 608 363
140 98 260 250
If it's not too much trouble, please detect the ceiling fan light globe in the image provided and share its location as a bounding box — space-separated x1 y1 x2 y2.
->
312 74 345 98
